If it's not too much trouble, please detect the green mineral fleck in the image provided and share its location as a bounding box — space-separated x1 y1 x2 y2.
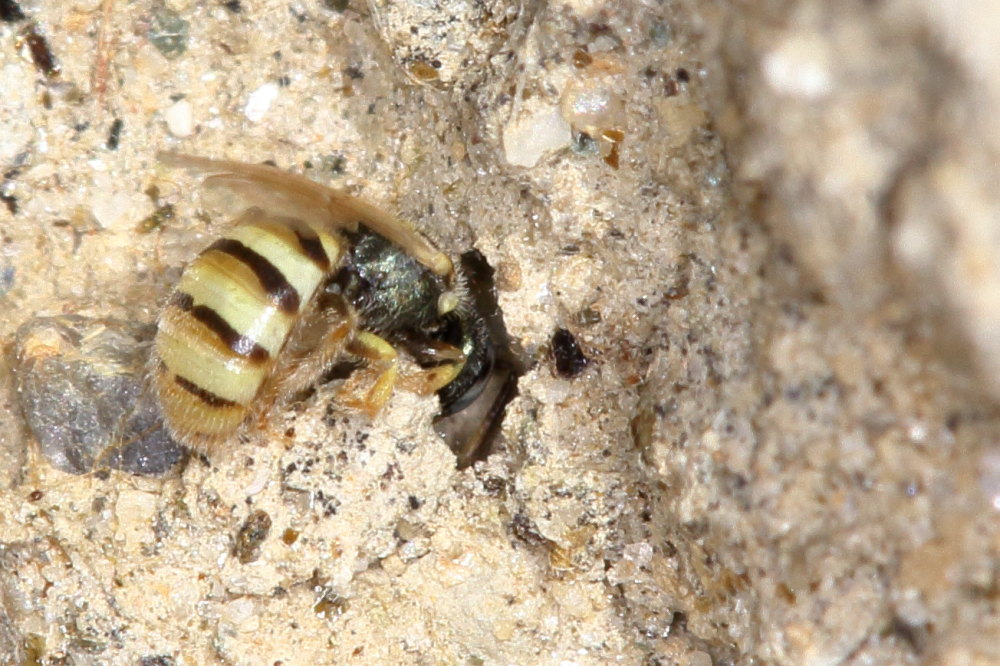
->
136 203 175 233
149 6 189 59
650 22 673 47
571 131 599 156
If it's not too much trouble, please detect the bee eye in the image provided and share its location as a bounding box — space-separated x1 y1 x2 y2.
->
437 290 460 315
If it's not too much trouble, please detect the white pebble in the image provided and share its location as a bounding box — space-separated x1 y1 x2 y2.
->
164 99 194 137
762 33 833 100
244 83 279 123
503 106 572 168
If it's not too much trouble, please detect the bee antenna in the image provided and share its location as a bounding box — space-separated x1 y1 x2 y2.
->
437 266 470 316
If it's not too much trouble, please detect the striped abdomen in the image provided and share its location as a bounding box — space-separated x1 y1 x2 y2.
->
153 212 342 452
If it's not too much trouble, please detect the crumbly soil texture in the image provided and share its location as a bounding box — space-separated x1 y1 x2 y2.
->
2 0 1000 664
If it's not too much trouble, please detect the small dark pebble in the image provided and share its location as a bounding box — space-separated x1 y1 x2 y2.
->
20 24 59 79
481 475 508 498
0 0 26 23
572 131 598 155
222 0 241 12
511 512 548 546
322 153 346 174
106 118 123 150
0 194 16 214
551 328 590 378
136 203 175 233
233 510 272 564
313 590 348 617
140 657 176 666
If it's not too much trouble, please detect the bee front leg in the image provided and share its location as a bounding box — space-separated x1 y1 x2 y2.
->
341 332 400 417
398 339 466 396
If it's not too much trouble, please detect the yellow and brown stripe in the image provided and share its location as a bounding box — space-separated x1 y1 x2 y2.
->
153 212 342 453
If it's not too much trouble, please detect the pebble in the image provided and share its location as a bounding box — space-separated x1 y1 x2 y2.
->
502 106 571 168
148 5 190 59
164 99 194 137
762 33 834 100
14 316 185 476
245 83 279 123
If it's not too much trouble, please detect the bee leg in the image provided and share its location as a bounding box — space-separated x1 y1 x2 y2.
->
398 340 466 396
407 339 465 365
251 310 354 429
341 332 399 417
406 363 465 395
273 323 354 397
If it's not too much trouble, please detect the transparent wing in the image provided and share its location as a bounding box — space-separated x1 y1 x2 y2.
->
158 152 454 278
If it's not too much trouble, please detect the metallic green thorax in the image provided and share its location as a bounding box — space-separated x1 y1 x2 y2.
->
333 228 446 333
325 228 494 413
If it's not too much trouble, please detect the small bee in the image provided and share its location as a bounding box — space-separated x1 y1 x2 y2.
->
151 153 495 457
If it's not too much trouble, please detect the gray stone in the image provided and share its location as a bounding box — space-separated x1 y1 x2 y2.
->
14 316 184 476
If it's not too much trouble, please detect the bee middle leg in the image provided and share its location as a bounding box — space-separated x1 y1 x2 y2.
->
341 332 400 416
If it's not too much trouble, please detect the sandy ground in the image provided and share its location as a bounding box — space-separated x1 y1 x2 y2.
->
2 0 1000 664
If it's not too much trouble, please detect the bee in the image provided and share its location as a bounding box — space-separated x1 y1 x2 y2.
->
151 153 496 457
